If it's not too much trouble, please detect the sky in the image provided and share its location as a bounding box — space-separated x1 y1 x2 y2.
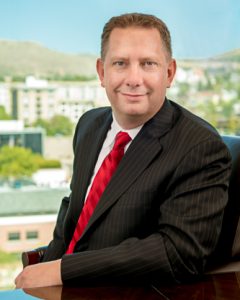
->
0 0 240 59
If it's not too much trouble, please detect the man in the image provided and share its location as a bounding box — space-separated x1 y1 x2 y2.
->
15 12 231 288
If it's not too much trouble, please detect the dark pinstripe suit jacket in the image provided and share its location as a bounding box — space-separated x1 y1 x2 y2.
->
43 99 231 284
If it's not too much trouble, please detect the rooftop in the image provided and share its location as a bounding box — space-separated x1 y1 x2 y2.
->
0 187 69 216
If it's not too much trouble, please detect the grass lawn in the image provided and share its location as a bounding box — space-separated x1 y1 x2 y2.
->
0 250 21 264
0 251 22 290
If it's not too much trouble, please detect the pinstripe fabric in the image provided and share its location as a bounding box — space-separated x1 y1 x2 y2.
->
66 132 131 254
42 99 231 284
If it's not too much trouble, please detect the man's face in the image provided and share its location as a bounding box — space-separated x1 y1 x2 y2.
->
97 27 176 129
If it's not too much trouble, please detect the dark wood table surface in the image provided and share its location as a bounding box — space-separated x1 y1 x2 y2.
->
1 272 240 299
154 272 240 299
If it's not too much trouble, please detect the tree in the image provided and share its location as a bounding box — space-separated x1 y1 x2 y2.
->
0 146 39 179
47 115 73 136
34 154 61 168
0 105 11 120
0 146 62 180
33 115 73 136
33 118 49 130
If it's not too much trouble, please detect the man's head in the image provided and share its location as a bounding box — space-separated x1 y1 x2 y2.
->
97 13 176 129
101 12 172 61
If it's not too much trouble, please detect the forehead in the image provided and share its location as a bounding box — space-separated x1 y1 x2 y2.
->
106 27 164 56
109 26 162 44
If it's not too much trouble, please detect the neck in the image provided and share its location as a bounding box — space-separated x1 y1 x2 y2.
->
114 116 146 130
113 111 160 129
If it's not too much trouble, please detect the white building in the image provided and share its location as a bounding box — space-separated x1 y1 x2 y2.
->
0 83 11 114
32 168 68 188
11 76 108 125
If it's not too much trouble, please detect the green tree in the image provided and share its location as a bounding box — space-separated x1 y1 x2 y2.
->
47 115 73 136
226 116 240 135
0 105 11 120
0 146 39 179
34 155 61 168
33 118 49 130
33 115 73 136
0 250 19 264
0 146 62 180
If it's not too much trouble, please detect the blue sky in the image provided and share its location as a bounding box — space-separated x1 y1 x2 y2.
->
0 0 240 59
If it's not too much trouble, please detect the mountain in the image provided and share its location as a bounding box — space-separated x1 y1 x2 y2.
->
0 40 239 81
212 49 240 62
177 48 240 69
0 40 98 80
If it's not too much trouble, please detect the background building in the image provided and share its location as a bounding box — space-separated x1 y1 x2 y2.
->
0 187 68 253
10 76 108 125
0 83 11 115
0 120 44 154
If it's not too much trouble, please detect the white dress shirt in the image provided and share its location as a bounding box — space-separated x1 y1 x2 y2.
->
84 114 143 201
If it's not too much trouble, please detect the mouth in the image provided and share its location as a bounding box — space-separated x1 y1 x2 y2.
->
119 91 149 99
121 92 146 97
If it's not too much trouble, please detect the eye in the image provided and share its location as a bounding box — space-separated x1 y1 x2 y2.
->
142 61 158 67
112 61 125 66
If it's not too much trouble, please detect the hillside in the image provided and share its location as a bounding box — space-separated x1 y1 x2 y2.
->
213 48 240 62
0 40 98 80
0 40 239 81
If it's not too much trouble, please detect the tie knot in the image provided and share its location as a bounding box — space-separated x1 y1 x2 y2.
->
113 131 131 151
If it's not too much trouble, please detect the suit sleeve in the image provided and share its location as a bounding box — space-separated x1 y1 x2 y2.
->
42 118 82 262
42 196 70 262
60 138 231 284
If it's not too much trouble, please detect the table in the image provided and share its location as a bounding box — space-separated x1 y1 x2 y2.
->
0 285 163 299
154 272 240 300
1 272 240 299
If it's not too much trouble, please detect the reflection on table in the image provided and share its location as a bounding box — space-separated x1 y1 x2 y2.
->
1 272 240 300
154 272 240 300
0 285 164 300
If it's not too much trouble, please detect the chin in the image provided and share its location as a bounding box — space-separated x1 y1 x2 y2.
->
126 108 148 116
124 103 147 113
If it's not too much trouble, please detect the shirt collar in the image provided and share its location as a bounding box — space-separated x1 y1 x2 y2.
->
103 113 143 149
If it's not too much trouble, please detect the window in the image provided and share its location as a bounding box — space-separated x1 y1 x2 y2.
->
23 97 29 105
26 231 39 240
8 232 20 241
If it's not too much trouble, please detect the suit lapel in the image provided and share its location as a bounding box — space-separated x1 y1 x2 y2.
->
71 109 112 220
81 99 176 237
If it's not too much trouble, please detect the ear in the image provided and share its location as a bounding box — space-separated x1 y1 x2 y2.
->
96 58 105 87
166 59 177 88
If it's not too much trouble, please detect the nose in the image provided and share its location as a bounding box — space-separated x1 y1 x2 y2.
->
125 65 143 88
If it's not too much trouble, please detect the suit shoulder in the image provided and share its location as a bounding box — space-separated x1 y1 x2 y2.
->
166 100 231 158
72 107 112 147
75 107 111 129
167 100 231 165
79 107 111 122
170 100 221 141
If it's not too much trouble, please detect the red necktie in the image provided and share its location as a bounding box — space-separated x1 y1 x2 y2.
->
66 131 131 254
